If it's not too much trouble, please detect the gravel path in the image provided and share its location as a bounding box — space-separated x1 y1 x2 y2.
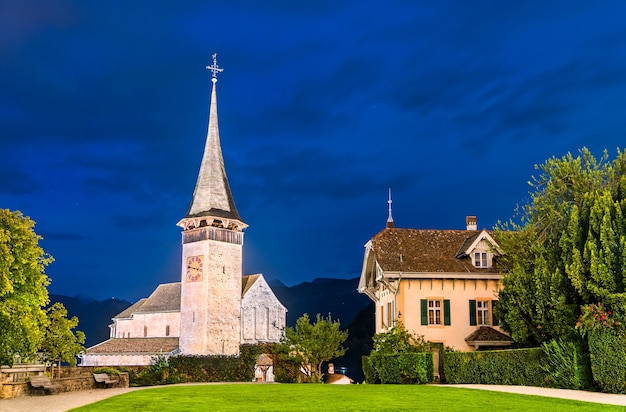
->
1 383 625 411
443 384 626 406
0 386 148 411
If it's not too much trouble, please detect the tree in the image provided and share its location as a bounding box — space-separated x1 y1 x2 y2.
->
370 322 430 355
496 148 626 345
0 209 53 365
279 313 348 382
40 302 86 378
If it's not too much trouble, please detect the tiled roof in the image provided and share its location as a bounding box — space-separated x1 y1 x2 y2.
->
114 298 147 319
370 228 499 273
465 326 513 343
85 337 180 354
242 274 261 296
135 282 181 313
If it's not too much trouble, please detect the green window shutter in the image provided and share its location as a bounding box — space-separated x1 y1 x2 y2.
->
420 299 428 325
469 300 477 326
492 300 500 326
443 299 451 326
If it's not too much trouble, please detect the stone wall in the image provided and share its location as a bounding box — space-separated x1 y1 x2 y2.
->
0 365 129 400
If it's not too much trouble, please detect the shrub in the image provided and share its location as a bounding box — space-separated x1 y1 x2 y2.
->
587 329 626 393
362 355 379 384
134 355 174 386
541 339 593 390
133 344 266 386
367 353 433 384
92 366 121 376
444 348 547 386
364 323 434 384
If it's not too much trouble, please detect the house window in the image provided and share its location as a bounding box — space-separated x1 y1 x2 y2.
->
386 301 393 328
477 300 490 326
166 325 170 336
470 300 499 326
474 252 488 268
380 305 384 329
144 326 148 337
428 300 442 325
421 299 451 326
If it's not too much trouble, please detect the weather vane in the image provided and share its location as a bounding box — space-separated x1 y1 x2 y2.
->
206 53 223 81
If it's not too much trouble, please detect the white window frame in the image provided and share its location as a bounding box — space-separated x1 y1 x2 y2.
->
428 299 442 325
477 300 490 326
473 251 489 268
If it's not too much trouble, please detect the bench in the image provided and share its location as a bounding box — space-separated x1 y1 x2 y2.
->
29 375 61 395
93 372 119 388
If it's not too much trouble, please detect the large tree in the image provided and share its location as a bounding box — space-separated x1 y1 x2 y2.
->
279 313 348 382
0 209 53 365
497 148 626 345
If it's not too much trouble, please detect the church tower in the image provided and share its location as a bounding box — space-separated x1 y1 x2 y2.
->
177 55 247 356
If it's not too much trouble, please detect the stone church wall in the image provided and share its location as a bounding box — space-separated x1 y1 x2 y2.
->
241 278 286 344
80 353 158 367
113 311 180 339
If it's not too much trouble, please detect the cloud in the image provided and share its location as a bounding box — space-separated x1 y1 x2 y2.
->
0 164 42 195
40 231 86 241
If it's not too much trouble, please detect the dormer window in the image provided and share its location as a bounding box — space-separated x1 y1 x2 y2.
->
474 251 489 268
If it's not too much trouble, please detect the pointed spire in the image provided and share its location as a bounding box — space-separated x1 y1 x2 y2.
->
178 55 246 231
386 188 395 228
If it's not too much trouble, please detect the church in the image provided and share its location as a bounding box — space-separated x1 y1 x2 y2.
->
81 56 287 366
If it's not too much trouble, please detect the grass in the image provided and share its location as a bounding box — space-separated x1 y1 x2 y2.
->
69 384 624 412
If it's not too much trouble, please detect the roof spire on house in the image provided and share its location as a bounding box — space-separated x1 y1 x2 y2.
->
386 188 395 228
177 54 246 232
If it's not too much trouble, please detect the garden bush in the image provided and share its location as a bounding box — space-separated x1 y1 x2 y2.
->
92 366 121 376
366 353 433 384
133 344 264 386
443 348 547 386
362 355 379 384
541 339 593 390
587 329 626 393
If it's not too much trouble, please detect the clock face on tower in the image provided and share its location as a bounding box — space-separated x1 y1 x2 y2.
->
186 255 204 282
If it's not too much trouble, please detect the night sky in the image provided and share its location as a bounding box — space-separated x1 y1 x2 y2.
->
2 1 626 302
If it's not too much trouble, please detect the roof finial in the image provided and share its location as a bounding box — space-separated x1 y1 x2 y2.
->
206 53 224 83
386 188 395 228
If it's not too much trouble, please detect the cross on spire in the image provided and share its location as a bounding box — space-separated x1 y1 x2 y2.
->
206 53 224 81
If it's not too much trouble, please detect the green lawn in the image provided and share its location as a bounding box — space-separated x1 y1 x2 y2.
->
69 384 623 412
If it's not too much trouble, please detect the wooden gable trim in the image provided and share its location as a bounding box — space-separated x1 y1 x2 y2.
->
456 229 503 257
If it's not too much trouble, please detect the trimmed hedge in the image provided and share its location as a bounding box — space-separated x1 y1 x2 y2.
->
443 348 547 386
588 329 626 393
133 345 263 385
362 355 379 384
168 344 261 383
364 353 433 384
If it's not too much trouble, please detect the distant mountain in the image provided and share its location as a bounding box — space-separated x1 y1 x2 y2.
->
49 294 133 347
333 302 375 383
269 277 375 383
50 277 374 352
269 277 371 327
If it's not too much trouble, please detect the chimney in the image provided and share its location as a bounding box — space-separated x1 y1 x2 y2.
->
466 216 477 231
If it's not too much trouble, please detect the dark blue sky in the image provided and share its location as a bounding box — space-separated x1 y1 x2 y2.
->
2 1 626 302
